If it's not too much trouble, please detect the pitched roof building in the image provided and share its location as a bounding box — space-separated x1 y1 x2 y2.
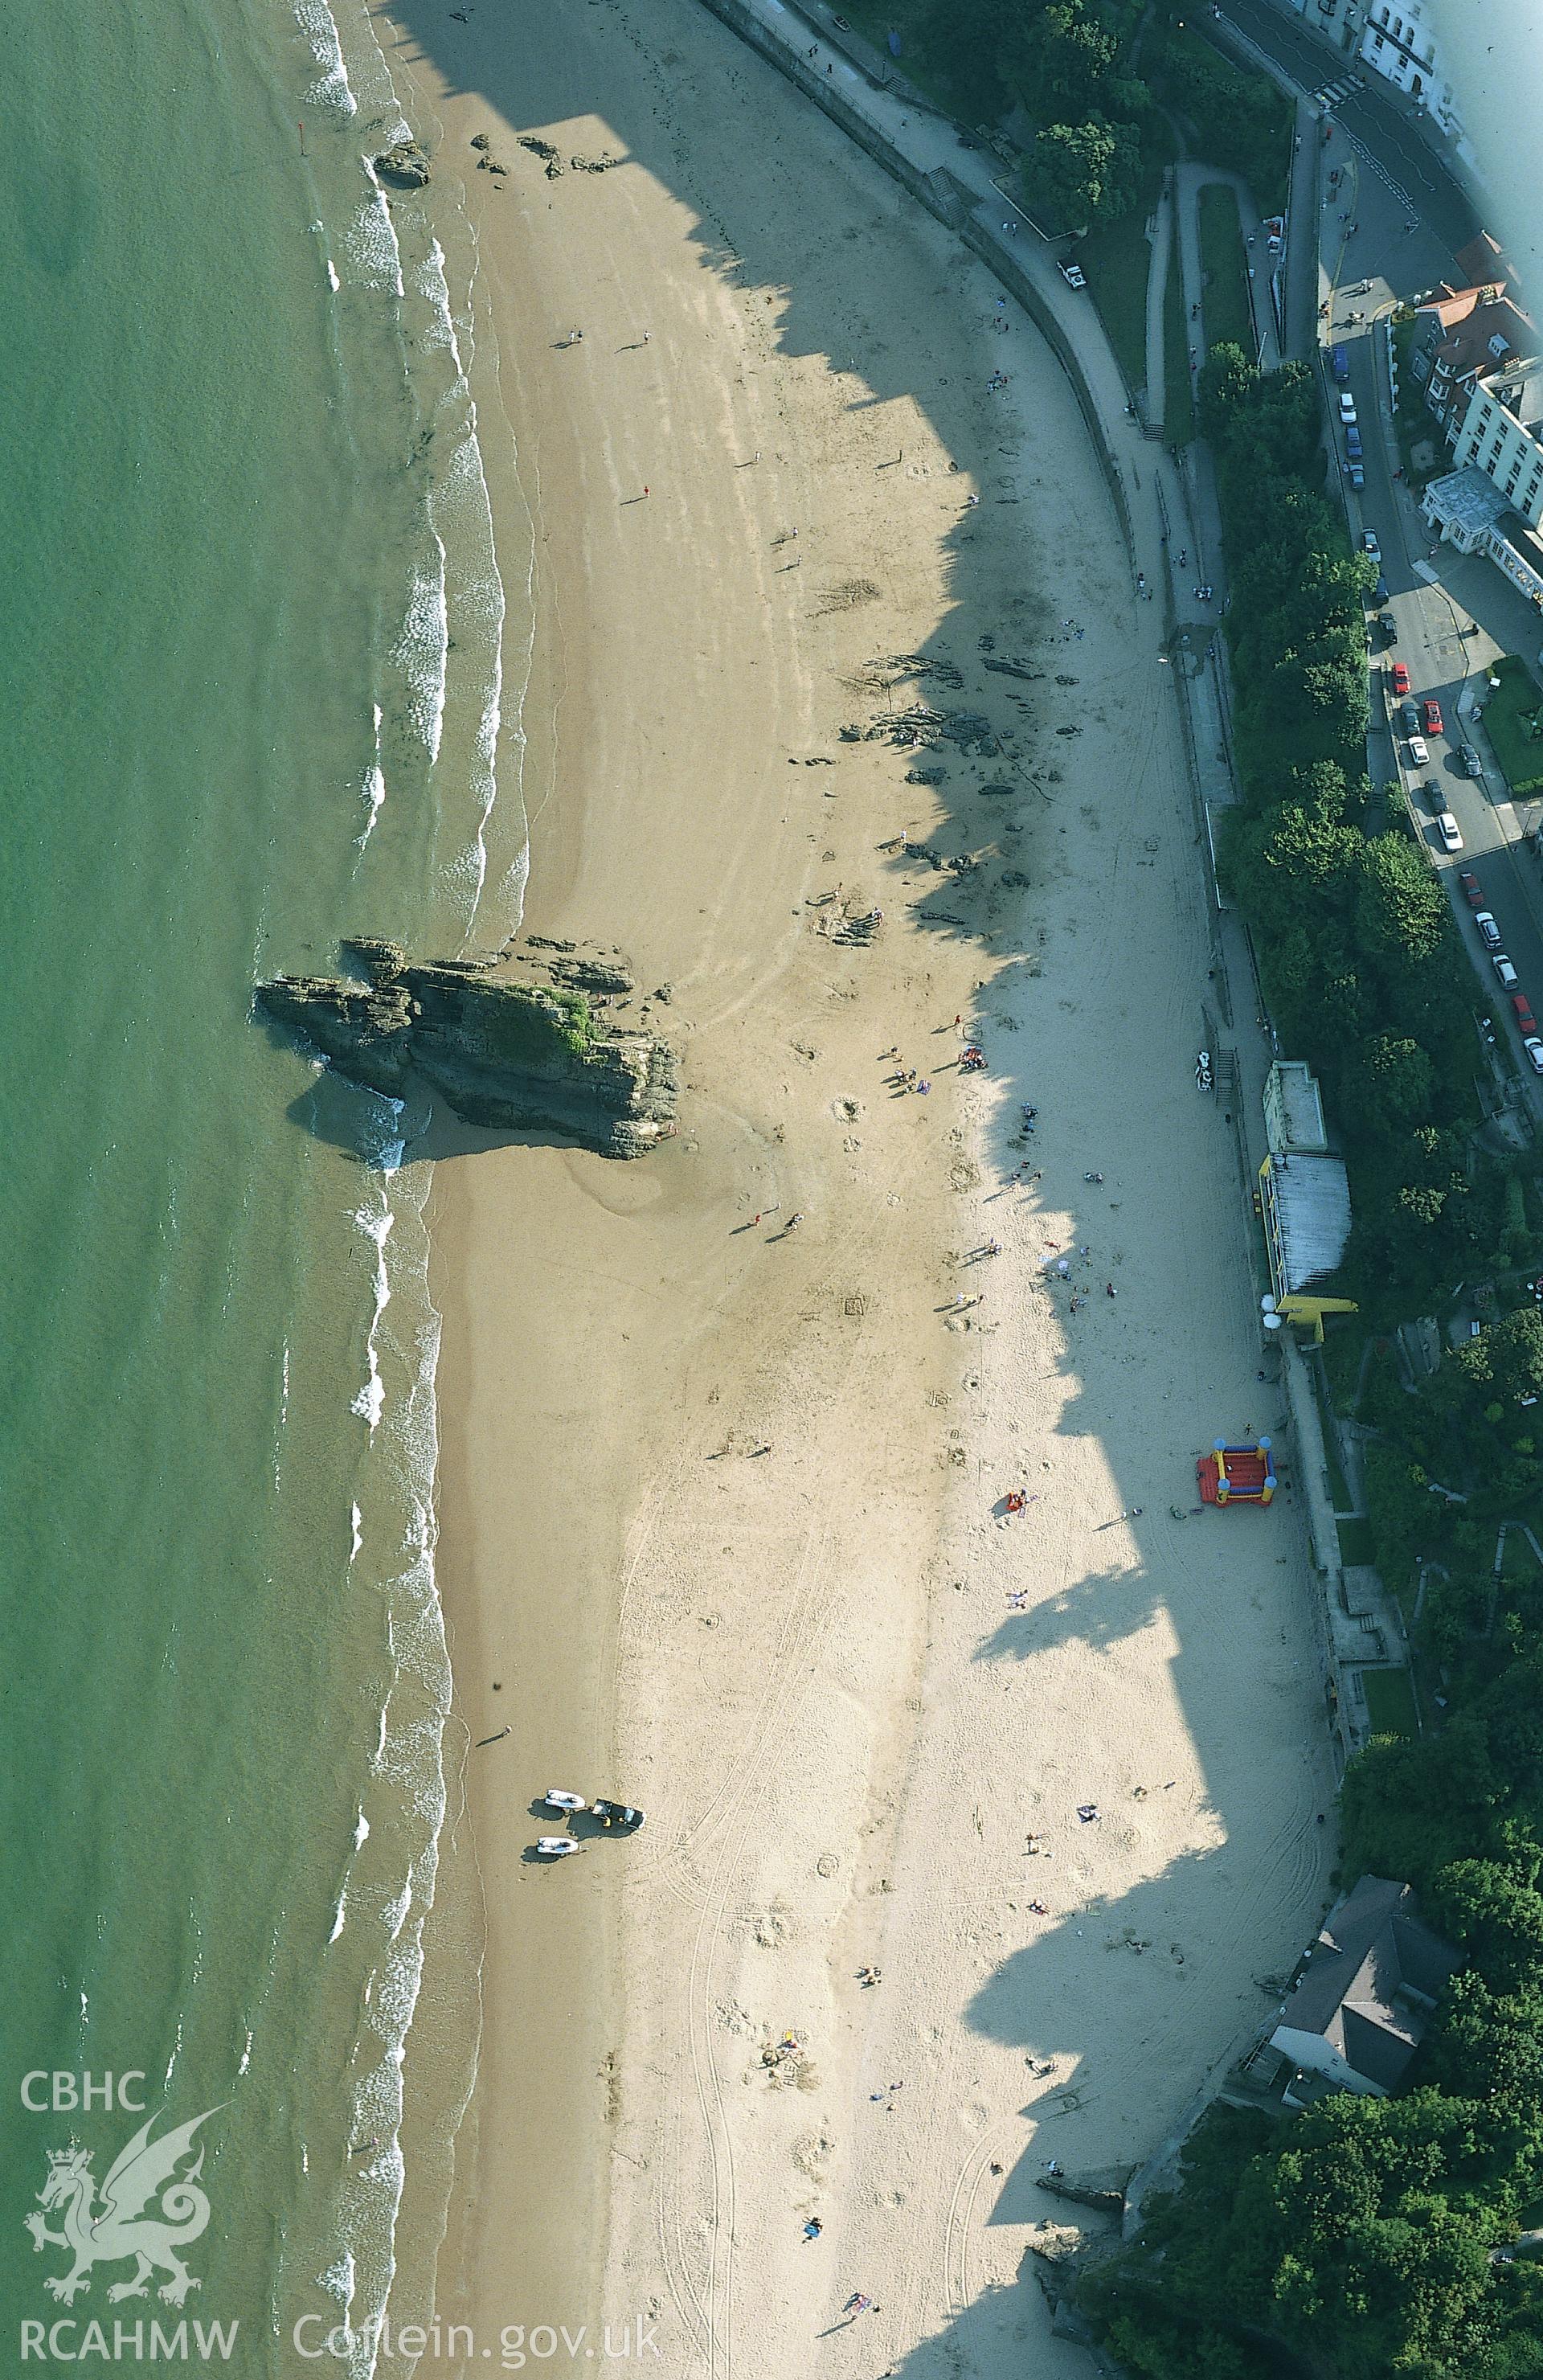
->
1412 293 1535 439
1270 1875 1462 2104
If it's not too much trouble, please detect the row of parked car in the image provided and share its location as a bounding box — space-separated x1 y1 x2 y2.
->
1385 617 1465 850
1340 380 1366 489
1459 870 1543 1071
1334 342 1534 1079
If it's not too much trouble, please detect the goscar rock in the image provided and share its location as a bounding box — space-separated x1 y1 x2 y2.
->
255 940 677 1159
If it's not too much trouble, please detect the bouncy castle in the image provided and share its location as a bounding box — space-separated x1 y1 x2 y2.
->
1197 1437 1275 1506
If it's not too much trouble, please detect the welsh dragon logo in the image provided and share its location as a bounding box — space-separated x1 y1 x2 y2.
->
25 2107 222 2307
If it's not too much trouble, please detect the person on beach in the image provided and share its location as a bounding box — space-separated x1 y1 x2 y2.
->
787 1212 804 1231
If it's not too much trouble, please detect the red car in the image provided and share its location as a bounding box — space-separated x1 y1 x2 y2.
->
1390 663 1410 696
1514 992 1538 1036
1459 870 1484 906
1423 698 1444 735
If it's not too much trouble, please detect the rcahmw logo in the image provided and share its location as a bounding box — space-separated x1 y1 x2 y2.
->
19 2079 238 2362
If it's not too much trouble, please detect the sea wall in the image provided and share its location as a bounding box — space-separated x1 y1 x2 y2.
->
694 0 1134 559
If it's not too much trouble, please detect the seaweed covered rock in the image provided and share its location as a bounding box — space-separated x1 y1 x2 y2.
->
256 943 677 1159
374 141 431 190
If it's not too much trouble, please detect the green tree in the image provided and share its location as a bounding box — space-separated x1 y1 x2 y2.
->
1351 1034 1435 1137
1449 1308 1543 1416
1428 1862 1543 1994
1427 1972 1543 2108
1028 113 1140 227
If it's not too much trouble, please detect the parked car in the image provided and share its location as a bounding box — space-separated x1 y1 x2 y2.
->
1379 612 1397 645
1374 575 1390 602
1423 698 1444 735
1435 810 1463 852
1362 529 1381 564
1345 424 1364 461
1408 735 1430 765
1461 743 1484 776
1401 699 1420 734
1495 953 1520 990
1391 662 1410 696
1475 911 1503 948
1349 461 1365 489
1339 391 1357 423
1332 342 1349 383
1459 869 1484 906
1525 1037 1543 1075
1058 260 1087 289
1516 993 1539 1035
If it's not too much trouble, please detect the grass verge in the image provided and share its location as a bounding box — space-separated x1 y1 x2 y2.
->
1320 1321 1365 1415
1482 655 1543 799
1162 211 1194 444
1362 1664 1420 1739
1197 182 1254 357
1337 1516 1376 1567
1078 211 1154 395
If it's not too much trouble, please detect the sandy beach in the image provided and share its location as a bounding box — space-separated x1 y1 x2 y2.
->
383 0 1339 2370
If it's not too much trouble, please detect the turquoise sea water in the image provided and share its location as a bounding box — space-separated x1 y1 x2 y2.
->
0 2 518 2363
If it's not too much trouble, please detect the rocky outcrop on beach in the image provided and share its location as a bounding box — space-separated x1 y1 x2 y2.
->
1036 2165 1133 2216
374 140 431 190
255 939 677 1159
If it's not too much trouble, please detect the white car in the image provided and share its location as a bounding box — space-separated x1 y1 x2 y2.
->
1362 529 1381 564
1525 1038 1543 1075
1495 953 1520 990
1339 391 1357 423
1058 260 1087 289
1435 811 1463 853
1475 911 1503 948
1408 735 1430 765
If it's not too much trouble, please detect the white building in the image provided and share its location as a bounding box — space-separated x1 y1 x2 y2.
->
1288 0 1367 57
1422 356 1543 606
1284 0 1462 143
1357 0 1460 136
1422 466 1543 608
1450 358 1543 530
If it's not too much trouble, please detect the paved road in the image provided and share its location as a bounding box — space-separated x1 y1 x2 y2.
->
1314 129 1543 1094
1213 0 1480 258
